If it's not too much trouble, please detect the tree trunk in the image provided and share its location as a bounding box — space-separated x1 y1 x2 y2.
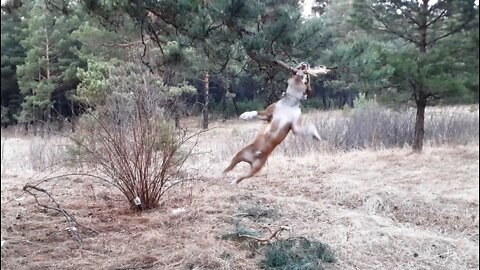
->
222 87 228 122
45 27 51 80
412 97 426 152
413 1 428 152
70 118 75 133
174 105 180 128
232 98 239 117
202 73 209 129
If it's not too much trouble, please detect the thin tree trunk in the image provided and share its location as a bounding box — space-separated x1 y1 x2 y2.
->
231 87 240 117
413 97 426 152
222 87 228 122
174 104 180 128
32 121 37 136
45 27 52 136
412 0 428 152
202 73 209 129
45 27 51 80
70 118 75 133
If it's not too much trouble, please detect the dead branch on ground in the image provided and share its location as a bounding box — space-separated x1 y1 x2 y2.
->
23 184 98 244
238 225 291 243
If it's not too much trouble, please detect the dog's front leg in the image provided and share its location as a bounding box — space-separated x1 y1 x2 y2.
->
292 118 321 141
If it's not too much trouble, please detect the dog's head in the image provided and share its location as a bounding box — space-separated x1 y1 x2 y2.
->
294 62 330 97
292 62 312 96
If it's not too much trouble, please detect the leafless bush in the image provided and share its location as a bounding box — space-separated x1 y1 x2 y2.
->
279 104 479 155
425 107 479 145
28 137 69 171
68 65 201 210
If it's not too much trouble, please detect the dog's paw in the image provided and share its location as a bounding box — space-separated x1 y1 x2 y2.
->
239 111 257 120
214 171 226 179
230 179 239 185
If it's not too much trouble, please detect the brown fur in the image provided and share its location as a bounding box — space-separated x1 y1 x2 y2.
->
224 63 328 184
223 119 292 184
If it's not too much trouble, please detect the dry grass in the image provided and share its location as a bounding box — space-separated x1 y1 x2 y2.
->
1 108 479 270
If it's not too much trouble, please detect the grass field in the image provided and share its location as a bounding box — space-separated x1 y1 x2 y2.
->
1 109 479 270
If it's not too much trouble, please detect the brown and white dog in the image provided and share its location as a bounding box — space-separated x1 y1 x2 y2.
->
223 62 329 184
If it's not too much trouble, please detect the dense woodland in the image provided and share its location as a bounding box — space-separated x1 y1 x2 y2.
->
1 0 479 151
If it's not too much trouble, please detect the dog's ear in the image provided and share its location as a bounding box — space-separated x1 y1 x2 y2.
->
305 66 330 76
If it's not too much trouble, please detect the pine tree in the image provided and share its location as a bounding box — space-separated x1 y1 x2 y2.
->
314 0 395 107
352 0 478 152
16 0 83 130
1 7 25 127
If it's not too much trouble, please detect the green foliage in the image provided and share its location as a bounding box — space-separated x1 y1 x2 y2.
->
350 0 478 150
1 7 25 125
1 107 11 126
75 58 196 109
260 238 336 270
15 0 84 122
167 82 196 97
1 0 478 131
351 0 478 105
16 95 51 123
72 19 138 62
222 223 335 270
352 92 376 109
75 59 113 105
324 34 394 94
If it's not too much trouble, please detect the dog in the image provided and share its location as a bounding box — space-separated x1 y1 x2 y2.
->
223 62 329 184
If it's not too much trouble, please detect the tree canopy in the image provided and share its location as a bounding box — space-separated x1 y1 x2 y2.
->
0 0 478 151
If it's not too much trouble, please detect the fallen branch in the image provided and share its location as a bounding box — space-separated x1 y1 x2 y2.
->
23 184 98 244
238 225 291 243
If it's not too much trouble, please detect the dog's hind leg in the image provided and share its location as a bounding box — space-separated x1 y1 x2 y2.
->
223 145 256 175
232 156 268 185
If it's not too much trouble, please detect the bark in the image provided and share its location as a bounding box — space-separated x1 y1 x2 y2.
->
174 105 180 128
202 73 209 129
412 97 427 152
222 87 228 122
232 97 239 117
411 0 429 152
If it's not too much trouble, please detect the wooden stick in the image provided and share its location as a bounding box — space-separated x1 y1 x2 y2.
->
238 225 291 243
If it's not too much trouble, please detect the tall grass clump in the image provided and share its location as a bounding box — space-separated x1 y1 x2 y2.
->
279 94 478 155
68 64 199 210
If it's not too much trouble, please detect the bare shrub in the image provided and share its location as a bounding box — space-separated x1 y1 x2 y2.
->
28 137 69 171
279 99 478 155
68 65 200 210
425 107 479 145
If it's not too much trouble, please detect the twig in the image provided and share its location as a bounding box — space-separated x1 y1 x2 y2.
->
238 225 291 243
23 184 98 244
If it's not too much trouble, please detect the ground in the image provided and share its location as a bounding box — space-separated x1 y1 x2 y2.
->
1 116 479 270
